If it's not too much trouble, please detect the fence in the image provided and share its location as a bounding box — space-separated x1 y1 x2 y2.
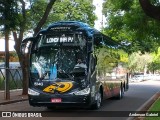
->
0 68 22 90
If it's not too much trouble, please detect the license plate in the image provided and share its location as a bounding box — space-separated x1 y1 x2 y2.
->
51 98 62 103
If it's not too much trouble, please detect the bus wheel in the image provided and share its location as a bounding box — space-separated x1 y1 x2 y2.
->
91 90 102 110
116 85 124 99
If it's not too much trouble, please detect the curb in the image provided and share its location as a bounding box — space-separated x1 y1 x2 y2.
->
127 92 160 120
0 98 28 105
0 89 28 105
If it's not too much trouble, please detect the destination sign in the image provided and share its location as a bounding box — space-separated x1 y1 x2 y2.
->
46 37 73 43
39 33 86 47
44 34 74 44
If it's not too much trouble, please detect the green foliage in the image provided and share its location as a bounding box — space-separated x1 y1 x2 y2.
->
148 62 160 73
27 0 97 29
53 0 96 26
26 0 49 30
119 49 128 63
103 0 160 53
128 52 152 73
1 0 96 33
148 47 160 72
0 0 20 32
0 76 22 90
127 47 160 73
0 77 4 90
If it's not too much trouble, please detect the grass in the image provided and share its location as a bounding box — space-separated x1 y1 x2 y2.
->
0 77 22 90
148 98 160 111
0 77 5 90
144 97 160 120
0 69 23 90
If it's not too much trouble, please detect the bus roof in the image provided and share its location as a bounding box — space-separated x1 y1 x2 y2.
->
37 21 122 48
38 21 100 37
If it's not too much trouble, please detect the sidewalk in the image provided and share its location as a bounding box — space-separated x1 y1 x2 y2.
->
0 89 28 105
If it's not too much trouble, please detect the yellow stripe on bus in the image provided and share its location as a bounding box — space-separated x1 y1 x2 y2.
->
43 82 73 93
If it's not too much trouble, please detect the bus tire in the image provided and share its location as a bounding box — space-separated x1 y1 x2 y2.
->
90 90 102 110
116 85 124 100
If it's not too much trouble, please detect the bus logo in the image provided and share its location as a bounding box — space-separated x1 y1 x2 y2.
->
43 82 73 93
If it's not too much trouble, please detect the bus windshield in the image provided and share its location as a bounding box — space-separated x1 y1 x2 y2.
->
31 46 87 81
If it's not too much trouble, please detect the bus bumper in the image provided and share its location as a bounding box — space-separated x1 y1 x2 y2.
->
28 94 92 108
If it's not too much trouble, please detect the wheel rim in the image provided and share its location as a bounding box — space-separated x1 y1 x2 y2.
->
119 86 125 99
119 88 122 98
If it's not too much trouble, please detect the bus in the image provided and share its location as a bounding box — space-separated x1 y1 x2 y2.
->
21 21 129 109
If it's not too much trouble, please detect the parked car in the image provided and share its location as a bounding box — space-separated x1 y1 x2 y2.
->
130 74 150 82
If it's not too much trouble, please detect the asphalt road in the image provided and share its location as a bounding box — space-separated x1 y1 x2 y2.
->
0 80 160 120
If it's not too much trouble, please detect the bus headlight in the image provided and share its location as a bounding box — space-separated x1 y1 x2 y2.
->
71 87 90 95
28 88 40 96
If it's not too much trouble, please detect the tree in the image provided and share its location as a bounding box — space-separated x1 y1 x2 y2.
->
27 0 96 30
33 0 57 35
128 52 152 74
139 0 160 73
52 0 96 27
0 0 56 95
14 0 56 95
103 0 160 53
0 0 19 99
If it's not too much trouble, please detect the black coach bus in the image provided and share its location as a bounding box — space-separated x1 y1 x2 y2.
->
21 21 129 109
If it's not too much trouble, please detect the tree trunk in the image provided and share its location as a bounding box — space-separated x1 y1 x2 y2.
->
21 56 29 95
139 0 160 20
12 0 56 95
34 0 56 36
5 30 10 99
13 32 29 95
12 0 29 95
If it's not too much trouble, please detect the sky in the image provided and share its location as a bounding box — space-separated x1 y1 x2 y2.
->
93 0 104 30
0 37 15 51
0 0 104 51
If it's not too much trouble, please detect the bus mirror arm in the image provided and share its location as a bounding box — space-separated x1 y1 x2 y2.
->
20 43 26 55
95 56 97 65
20 37 35 54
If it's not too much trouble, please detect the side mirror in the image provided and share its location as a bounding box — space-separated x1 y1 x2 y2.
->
87 38 93 54
20 37 35 55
